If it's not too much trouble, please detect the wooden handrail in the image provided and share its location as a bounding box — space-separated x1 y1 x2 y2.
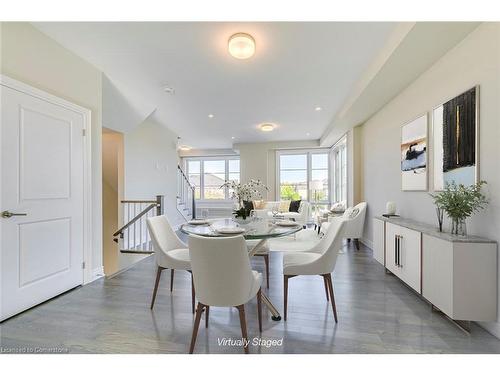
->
121 199 157 204
113 203 157 238
177 165 195 191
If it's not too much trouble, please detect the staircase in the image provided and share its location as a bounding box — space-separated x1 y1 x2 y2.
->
113 195 164 254
177 165 196 221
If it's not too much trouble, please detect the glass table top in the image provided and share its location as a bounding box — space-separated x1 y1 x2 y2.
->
180 218 302 240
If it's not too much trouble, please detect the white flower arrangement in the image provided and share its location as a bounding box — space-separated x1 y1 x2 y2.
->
220 179 268 219
220 179 268 205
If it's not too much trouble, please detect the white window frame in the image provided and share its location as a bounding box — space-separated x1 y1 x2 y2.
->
330 135 347 204
276 148 331 204
183 156 240 202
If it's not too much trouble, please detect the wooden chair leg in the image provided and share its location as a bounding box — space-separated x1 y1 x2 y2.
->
322 275 329 301
150 266 164 309
170 269 175 292
354 238 360 250
236 305 249 354
263 254 270 289
325 273 338 323
257 288 262 333
205 306 209 328
189 302 204 354
284 275 289 321
191 272 195 314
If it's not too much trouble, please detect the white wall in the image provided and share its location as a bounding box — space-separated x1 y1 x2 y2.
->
0 22 104 277
360 23 500 337
235 140 319 200
124 117 185 228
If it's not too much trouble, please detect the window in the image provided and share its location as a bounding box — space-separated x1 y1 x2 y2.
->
277 150 330 204
204 160 225 199
332 137 347 203
184 156 240 200
279 154 307 201
187 160 201 199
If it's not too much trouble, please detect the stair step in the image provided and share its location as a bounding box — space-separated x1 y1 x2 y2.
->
120 249 154 254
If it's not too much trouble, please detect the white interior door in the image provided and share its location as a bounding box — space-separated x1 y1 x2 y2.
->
1 82 86 321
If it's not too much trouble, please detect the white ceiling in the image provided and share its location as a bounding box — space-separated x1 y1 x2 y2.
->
33 22 397 148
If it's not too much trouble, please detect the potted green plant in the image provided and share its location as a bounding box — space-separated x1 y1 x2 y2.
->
430 181 488 236
220 179 268 222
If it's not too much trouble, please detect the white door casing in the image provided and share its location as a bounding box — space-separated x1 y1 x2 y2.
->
0 75 92 321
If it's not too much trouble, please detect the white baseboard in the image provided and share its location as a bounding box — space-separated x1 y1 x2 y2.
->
91 266 104 282
106 255 152 279
360 237 373 251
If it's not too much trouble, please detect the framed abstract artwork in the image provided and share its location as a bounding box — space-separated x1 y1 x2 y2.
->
432 86 479 191
401 114 428 191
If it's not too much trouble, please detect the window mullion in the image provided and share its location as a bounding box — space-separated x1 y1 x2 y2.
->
200 161 205 200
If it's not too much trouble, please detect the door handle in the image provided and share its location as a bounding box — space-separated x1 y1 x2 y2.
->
1 211 27 218
396 235 400 266
394 235 398 266
398 235 403 268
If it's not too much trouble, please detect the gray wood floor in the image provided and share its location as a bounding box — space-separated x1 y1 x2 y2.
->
1 237 500 354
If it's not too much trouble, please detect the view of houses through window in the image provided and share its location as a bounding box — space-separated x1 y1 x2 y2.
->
185 157 240 200
277 150 330 206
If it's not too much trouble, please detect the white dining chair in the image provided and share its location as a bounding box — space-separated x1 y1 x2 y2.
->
188 234 263 354
246 240 270 289
283 219 346 323
147 215 195 313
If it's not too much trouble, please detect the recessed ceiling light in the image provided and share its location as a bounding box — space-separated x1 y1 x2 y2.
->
306 132 310 136
179 145 192 151
228 33 256 59
315 106 322 111
208 114 214 118
259 123 276 132
231 136 235 140
163 85 175 94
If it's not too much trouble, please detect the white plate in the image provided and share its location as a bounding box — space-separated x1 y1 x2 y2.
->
216 227 246 234
188 219 209 225
276 221 298 227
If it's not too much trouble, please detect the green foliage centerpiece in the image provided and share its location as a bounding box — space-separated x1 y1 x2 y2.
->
220 179 268 220
430 181 488 236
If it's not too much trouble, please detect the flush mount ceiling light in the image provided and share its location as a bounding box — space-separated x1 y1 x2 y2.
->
179 145 192 151
228 33 256 59
259 123 276 132
163 85 175 94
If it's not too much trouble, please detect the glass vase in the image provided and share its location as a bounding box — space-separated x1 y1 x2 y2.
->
450 217 467 236
435 207 444 232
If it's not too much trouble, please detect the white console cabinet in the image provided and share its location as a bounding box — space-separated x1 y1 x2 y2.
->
373 216 497 325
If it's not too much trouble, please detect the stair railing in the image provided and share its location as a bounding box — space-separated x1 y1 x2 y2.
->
113 195 164 254
177 165 196 220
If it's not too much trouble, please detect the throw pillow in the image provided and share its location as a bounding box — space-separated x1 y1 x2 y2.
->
253 200 265 209
289 200 301 213
279 200 291 212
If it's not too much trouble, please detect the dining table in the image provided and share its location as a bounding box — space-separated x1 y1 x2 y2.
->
180 217 303 321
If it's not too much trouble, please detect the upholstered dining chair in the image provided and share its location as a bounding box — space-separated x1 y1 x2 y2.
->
146 215 195 313
246 240 270 289
188 234 263 354
282 219 346 323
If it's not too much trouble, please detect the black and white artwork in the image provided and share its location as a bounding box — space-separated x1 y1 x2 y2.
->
433 86 478 190
401 114 428 191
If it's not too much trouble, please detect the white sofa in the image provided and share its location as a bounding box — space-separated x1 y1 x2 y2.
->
253 200 311 227
321 202 367 249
